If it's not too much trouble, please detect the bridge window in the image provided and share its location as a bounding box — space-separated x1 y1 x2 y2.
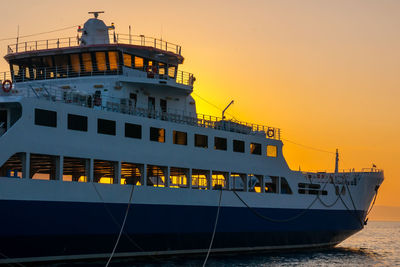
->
267 145 277 157
250 143 261 155
97 119 116 135
150 127 165 143
168 66 176 78
68 114 88 132
82 53 92 72
173 131 187 145
134 56 144 69
195 134 208 148
108 51 119 70
233 140 245 153
125 123 142 139
214 137 227 151
123 53 132 68
70 54 81 73
96 52 107 71
35 108 57 128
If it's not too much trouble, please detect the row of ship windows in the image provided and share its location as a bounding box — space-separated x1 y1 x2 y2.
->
35 108 278 157
11 50 177 80
0 154 292 194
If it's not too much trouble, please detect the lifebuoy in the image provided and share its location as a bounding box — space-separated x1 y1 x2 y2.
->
2 80 12 93
267 128 275 138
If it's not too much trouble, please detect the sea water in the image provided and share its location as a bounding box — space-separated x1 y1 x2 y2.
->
51 221 400 266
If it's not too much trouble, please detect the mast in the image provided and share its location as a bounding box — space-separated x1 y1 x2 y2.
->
335 148 339 173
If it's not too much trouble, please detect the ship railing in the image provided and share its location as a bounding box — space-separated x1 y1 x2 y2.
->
17 86 280 139
0 64 194 87
7 33 181 55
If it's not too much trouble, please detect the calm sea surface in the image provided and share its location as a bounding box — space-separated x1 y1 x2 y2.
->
50 221 400 267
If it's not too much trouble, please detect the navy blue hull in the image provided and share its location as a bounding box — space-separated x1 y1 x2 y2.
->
0 200 364 261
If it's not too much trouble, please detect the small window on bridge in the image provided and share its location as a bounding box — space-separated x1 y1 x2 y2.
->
250 143 262 155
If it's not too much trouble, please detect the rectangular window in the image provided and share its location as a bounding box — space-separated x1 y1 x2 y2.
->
168 66 176 78
123 53 132 68
150 127 165 143
233 140 245 153
108 51 119 70
173 131 187 145
70 54 80 73
158 63 165 75
195 134 208 148
267 145 277 157
97 118 116 135
134 56 144 69
214 137 227 151
96 52 106 71
82 53 92 72
68 114 87 132
125 123 142 139
35 109 57 128
250 142 262 155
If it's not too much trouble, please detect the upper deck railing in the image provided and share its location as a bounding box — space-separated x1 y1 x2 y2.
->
0 86 281 140
6 33 182 55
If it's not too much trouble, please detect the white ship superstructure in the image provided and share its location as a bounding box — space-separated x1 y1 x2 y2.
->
0 12 383 264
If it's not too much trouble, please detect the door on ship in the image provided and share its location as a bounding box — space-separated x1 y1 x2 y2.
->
0 110 7 136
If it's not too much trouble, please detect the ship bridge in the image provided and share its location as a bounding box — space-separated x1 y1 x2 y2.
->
3 12 194 91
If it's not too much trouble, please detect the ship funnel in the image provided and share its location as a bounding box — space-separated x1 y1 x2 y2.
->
78 11 115 46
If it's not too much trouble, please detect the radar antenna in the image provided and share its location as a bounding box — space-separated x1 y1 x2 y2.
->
88 11 104 19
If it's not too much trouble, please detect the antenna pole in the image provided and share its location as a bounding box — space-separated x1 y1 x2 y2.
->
222 100 234 120
335 148 339 173
129 25 131 44
16 25 19 52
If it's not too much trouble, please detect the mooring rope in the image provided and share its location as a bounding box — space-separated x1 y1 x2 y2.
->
91 183 146 254
202 189 223 267
105 184 135 267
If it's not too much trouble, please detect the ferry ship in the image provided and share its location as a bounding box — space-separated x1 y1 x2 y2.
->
0 12 384 264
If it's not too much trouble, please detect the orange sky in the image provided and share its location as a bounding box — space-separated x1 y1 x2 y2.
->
0 1 399 207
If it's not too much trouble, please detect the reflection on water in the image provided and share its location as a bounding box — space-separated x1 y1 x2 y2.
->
42 221 400 267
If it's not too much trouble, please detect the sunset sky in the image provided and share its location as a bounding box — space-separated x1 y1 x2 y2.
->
0 1 399 210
